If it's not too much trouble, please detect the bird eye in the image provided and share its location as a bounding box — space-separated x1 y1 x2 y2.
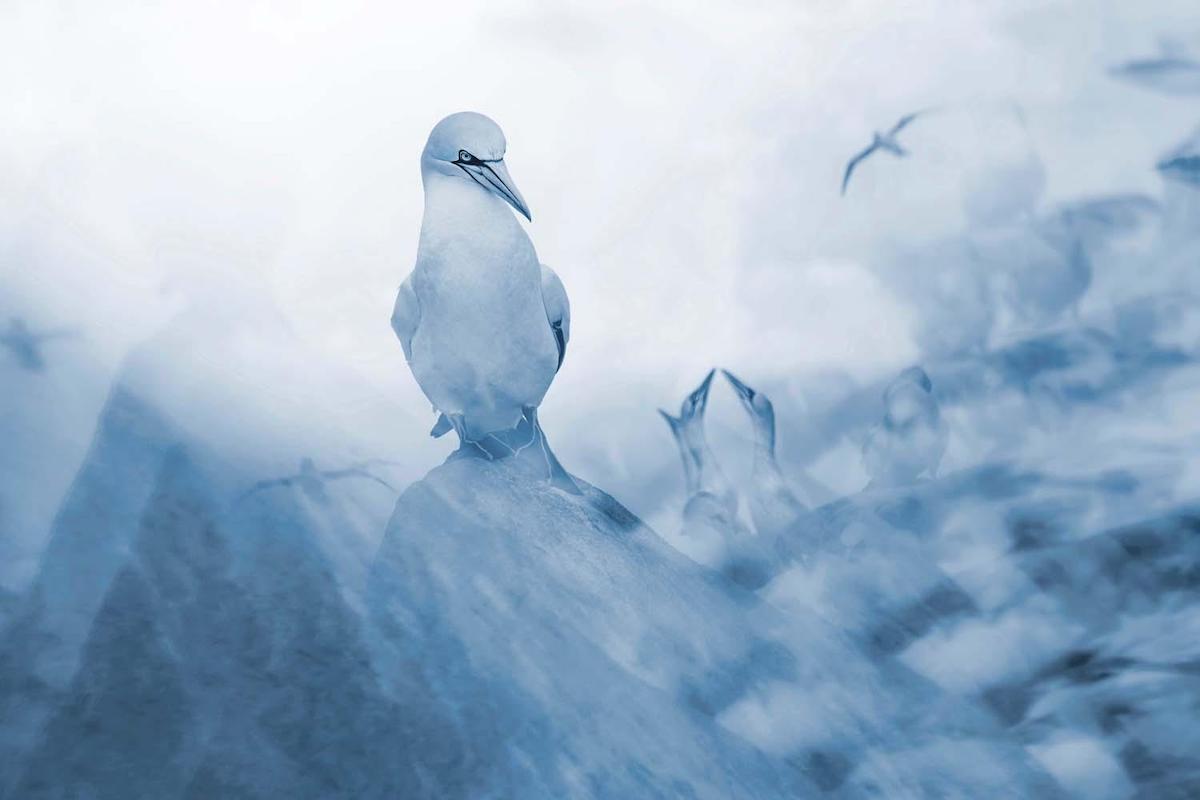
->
458 149 474 163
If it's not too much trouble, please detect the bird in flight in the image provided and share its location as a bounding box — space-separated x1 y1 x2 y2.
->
1110 39 1200 96
841 111 927 195
237 457 397 505
0 318 79 372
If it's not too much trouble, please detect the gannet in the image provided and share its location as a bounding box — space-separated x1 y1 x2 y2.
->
720 370 808 540
1157 128 1200 189
659 370 737 518
660 371 772 588
1110 39 1200 96
0 318 78 373
392 112 574 489
237 457 397 504
841 111 927 195
861 366 948 488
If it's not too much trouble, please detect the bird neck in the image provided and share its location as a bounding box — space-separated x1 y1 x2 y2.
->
419 170 520 245
750 411 779 472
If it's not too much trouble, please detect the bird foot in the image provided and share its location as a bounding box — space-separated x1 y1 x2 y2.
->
448 409 580 493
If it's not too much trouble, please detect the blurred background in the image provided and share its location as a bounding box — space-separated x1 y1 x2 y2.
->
3 0 1198 582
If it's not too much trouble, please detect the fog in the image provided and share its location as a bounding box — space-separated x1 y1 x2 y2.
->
2 0 1199 585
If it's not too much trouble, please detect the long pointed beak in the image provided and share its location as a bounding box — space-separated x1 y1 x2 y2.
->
720 369 756 404
468 159 531 221
682 369 716 419
658 408 684 436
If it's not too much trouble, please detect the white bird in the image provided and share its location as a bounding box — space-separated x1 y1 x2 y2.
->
720 370 808 539
660 371 774 588
659 370 738 524
392 112 575 490
861 366 948 488
841 111 927 195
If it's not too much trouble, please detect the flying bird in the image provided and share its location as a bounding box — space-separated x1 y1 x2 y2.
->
237 458 397 505
1110 39 1200 96
1157 127 1200 188
0 318 79 372
391 112 575 491
841 111 927 195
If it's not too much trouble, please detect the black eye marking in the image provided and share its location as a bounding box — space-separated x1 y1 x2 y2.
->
457 149 477 164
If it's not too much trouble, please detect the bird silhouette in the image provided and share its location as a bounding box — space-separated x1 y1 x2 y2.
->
237 457 397 505
0 318 79 372
841 111 929 195
1110 39 1200 96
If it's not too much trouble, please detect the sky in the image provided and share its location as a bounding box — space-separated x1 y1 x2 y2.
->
2 0 1199 585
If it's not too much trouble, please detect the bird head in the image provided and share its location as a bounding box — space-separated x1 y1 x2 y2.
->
884 367 937 431
721 369 774 422
680 369 716 422
422 111 531 221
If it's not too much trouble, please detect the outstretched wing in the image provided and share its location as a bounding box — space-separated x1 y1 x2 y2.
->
390 276 421 362
539 263 570 371
322 468 397 492
842 142 878 195
889 111 922 136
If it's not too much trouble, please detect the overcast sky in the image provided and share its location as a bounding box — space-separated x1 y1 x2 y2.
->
2 0 1199 582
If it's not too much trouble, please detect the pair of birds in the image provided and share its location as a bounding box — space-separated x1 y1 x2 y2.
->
659 369 810 548
660 365 948 539
390 112 576 490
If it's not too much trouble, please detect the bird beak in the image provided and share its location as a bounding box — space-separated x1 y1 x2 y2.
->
658 409 684 436
464 159 532 221
682 369 716 419
720 369 756 407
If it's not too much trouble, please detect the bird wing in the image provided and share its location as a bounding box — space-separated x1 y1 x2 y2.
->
842 143 878 195
323 468 397 492
889 111 923 136
539 263 570 371
390 276 421 362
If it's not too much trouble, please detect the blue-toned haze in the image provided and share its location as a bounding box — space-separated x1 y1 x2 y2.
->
1 1 1199 797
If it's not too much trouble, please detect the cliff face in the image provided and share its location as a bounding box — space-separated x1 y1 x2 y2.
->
366 454 1057 799
368 455 803 799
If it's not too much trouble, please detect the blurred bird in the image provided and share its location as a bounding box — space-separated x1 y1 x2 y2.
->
1040 195 1161 244
862 366 948 488
0 318 79 372
841 111 928 195
721 369 808 540
1110 39 1200 96
1156 129 1200 189
660 370 738 525
238 457 396 505
391 112 575 490
660 371 771 587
